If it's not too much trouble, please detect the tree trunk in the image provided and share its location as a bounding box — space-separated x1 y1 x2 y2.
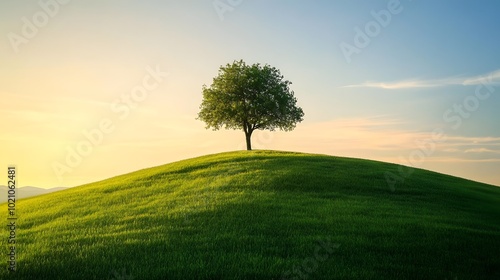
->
245 131 252 150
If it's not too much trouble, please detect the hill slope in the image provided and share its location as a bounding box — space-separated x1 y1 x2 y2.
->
1 150 499 279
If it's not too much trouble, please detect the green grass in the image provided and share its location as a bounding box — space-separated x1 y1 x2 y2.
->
1 150 499 279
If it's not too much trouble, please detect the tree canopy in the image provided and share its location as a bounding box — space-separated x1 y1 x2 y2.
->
197 60 304 150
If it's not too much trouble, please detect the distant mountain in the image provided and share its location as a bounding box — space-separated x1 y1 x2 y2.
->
0 186 67 203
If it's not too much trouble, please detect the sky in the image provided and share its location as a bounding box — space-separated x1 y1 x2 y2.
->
1 0 499 189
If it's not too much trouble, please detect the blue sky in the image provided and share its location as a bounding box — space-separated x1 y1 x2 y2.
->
1 0 499 188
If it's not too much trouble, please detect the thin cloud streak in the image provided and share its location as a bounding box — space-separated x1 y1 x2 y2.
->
423 157 500 163
463 70 500 85
464 148 500 154
342 69 500 89
274 117 500 167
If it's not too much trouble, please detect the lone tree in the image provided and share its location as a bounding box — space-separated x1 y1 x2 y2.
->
197 60 304 150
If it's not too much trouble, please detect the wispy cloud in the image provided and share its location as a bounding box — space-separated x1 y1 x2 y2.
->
273 118 500 168
464 148 500 154
342 69 500 89
462 70 500 86
424 157 500 163
444 136 500 147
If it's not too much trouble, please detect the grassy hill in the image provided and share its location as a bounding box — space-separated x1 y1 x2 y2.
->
1 150 499 279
